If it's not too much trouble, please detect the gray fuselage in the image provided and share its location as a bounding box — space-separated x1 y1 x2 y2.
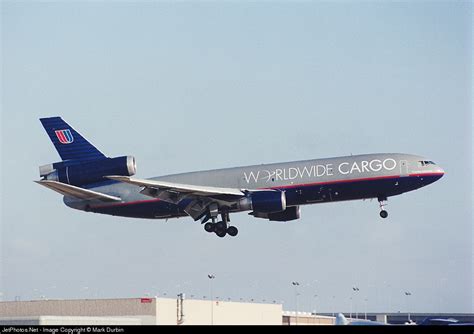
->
64 153 444 220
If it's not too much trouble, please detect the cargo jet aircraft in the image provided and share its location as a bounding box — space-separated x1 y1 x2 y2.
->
36 117 445 238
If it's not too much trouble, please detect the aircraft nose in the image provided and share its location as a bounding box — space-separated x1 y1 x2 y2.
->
436 165 445 177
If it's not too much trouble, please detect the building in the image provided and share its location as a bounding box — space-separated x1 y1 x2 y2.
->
282 311 335 325
6 297 469 325
0 297 282 325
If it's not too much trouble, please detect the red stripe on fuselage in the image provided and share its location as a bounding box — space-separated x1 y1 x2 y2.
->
90 172 444 209
268 174 401 190
266 172 444 190
408 172 444 177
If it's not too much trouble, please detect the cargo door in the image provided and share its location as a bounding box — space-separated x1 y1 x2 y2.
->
400 160 409 176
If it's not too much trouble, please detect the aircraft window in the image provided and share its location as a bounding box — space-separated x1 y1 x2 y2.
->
419 160 435 166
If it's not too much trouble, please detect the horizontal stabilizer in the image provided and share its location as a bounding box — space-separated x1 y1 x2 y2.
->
35 180 121 202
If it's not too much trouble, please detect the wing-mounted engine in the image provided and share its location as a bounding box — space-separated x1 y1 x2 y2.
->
39 156 136 186
251 206 301 222
237 190 287 213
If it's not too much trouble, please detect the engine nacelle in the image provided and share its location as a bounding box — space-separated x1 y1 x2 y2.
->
39 156 136 186
268 206 300 221
238 190 286 213
251 206 300 221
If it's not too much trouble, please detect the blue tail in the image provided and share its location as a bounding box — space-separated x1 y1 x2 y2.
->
40 117 106 161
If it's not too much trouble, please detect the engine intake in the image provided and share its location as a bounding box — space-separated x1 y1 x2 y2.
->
39 156 136 186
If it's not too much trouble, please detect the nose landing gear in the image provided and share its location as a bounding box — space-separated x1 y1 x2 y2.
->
378 196 388 219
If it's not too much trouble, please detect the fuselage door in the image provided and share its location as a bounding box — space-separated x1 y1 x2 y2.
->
400 160 409 176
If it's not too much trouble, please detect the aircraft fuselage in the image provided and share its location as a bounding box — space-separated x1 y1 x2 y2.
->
65 153 444 219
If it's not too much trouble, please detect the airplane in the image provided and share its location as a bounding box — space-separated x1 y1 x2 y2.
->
418 317 468 326
36 117 445 238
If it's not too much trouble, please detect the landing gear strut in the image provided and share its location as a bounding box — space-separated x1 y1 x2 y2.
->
202 211 238 237
378 196 388 219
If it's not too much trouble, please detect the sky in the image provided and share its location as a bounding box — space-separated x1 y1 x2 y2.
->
1 1 472 314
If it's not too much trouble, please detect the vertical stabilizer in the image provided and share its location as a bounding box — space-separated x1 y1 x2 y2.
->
335 313 350 325
40 117 106 161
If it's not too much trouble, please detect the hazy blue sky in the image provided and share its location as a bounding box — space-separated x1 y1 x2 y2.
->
1 1 472 314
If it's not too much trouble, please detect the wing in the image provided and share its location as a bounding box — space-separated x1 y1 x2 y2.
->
107 176 244 197
107 175 246 220
35 180 121 202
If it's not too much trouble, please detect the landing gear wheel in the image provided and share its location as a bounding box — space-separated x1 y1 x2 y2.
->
215 221 227 233
204 222 215 233
378 196 388 219
227 226 238 237
215 229 226 238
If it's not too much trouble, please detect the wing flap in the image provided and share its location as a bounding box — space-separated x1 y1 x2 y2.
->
106 175 246 221
35 180 121 202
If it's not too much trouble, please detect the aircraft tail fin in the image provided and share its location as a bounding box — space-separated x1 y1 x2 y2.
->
40 117 106 161
335 313 350 325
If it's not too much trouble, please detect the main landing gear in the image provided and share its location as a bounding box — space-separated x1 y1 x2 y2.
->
203 212 238 238
378 196 388 219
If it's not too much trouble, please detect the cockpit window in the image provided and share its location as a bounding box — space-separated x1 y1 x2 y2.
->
419 160 436 166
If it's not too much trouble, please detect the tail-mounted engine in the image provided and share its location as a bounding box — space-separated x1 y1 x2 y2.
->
39 156 136 186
